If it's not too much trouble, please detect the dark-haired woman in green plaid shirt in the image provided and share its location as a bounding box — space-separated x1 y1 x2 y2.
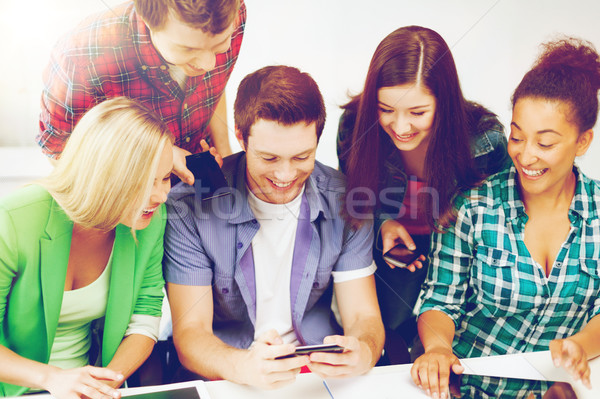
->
411 38 600 399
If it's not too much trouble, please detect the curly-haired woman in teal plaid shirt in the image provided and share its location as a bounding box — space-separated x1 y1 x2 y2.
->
411 38 600 399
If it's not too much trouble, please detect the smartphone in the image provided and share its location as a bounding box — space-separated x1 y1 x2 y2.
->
275 343 344 359
382 234 429 268
185 152 230 200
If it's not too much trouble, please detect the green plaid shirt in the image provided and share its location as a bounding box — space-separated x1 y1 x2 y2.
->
419 165 600 398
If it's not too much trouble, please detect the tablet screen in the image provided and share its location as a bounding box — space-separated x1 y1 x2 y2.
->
452 374 577 398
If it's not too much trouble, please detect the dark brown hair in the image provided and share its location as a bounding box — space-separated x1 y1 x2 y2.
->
234 65 326 146
135 0 239 34
512 37 600 132
342 26 491 229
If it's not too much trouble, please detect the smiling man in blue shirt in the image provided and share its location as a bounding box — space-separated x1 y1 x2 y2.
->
163 65 384 389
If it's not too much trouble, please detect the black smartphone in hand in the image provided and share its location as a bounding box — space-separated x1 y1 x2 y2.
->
185 152 230 200
275 344 344 359
382 234 429 268
383 244 422 268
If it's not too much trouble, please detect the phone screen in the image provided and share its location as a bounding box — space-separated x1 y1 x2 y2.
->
383 244 421 268
382 234 430 268
275 344 344 359
185 152 230 200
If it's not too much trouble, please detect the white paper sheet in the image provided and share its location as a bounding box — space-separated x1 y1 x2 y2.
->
460 351 570 382
324 370 430 399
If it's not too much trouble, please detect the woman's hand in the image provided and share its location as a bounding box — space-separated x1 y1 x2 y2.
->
550 338 592 389
380 220 426 272
43 365 124 399
411 347 464 399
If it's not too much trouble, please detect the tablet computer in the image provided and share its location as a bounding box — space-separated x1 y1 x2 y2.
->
451 374 578 398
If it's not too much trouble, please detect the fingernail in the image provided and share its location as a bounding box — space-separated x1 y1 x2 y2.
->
409 245 416 250
427 389 431 396
117 374 124 380
433 392 439 399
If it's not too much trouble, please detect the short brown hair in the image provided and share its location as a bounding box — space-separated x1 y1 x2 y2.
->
234 65 326 146
135 0 239 34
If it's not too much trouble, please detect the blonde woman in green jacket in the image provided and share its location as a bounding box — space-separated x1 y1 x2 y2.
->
0 97 174 398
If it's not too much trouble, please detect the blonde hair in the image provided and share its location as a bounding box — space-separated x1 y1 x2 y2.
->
40 97 174 232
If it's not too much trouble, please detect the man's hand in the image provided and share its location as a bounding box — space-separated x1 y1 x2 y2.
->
380 220 426 272
42 365 124 399
307 335 373 379
238 330 309 390
550 338 592 389
411 347 464 399
199 139 223 167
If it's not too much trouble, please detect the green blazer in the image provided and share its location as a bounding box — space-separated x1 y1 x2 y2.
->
0 185 165 397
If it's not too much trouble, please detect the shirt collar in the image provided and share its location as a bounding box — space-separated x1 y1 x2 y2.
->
228 154 328 224
501 164 597 226
130 6 195 98
131 8 165 70
569 165 598 225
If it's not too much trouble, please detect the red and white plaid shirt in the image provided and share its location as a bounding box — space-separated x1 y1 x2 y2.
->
38 1 246 157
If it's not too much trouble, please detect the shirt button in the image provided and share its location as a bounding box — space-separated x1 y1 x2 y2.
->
222 288 229 294
183 103 188 110
555 262 562 267
312 282 319 288
252 219 257 224
160 64 168 70
237 242 243 249
141 65 148 71
185 137 191 143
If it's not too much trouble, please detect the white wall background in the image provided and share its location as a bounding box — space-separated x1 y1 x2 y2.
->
1 0 599 196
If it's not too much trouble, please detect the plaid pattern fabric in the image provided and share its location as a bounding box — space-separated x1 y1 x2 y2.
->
38 1 246 157
419 165 600 397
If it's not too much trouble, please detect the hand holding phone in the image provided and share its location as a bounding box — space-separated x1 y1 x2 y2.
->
275 343 344 359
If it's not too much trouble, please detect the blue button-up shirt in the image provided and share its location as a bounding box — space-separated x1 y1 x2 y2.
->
164 153 374 349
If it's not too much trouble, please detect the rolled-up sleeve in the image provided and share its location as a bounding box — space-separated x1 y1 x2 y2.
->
163 191 214 286
132 205 166 318
333 218 374 273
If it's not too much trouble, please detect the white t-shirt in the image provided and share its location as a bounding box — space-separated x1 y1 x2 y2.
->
247 186 377 345
248 187 302 345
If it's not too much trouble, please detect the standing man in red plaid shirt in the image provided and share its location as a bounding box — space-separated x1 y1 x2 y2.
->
39 0 246 185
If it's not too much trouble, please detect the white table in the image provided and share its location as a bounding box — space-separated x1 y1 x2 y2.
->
119 353 600 399
18 354 600 399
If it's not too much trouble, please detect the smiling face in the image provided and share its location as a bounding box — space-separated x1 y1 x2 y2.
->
377 83 436 153
121 141 174 229
238 119 317 204
509 97 593 198
148 11 234 77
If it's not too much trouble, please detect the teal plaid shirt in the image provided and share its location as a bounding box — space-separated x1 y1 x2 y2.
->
419 165 600 398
